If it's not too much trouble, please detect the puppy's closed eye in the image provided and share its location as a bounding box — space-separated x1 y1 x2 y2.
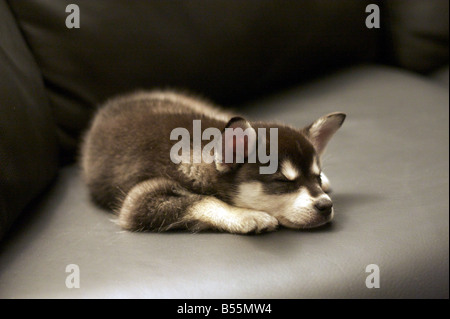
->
274 178 294 183
272 173 297 183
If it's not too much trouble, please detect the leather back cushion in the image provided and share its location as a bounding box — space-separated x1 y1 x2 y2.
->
8 0 379 161
385 0 449 73
0 0 58 240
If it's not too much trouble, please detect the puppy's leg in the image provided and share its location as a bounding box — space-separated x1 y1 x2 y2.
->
185 196 279 234
117 178 278 234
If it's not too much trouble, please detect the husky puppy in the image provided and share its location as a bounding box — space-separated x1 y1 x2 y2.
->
81 91 345 234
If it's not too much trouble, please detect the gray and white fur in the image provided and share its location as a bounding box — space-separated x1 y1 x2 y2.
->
81 90 345 234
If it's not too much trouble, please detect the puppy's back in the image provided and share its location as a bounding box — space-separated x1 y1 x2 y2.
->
80 90 230 209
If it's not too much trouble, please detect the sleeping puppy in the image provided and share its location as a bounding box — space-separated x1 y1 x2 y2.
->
81 90 345 234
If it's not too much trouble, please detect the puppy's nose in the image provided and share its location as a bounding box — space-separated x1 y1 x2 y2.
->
314 198 333 216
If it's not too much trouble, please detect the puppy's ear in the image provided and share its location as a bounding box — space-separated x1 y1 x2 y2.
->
215 117 257 172
305 112 346 157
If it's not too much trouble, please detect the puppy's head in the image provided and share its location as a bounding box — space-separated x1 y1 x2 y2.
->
217 113 345 229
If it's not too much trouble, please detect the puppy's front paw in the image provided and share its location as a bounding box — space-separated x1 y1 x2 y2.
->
235 211 279 234
186 197 278 234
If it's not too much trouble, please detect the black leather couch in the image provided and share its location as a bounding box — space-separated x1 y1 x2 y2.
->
0 0 448 298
